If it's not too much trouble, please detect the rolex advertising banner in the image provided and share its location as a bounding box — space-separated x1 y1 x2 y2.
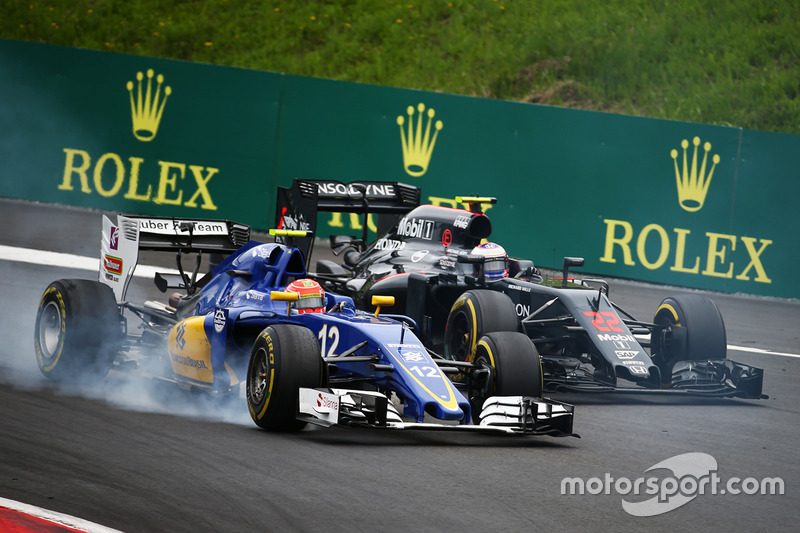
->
1 39 798 299
0 39 281 226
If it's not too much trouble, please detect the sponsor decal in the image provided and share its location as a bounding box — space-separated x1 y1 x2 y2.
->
314 391 339 413
109 225 119 250
374 238 405 251
277 207 311 232
57 68 219 211
411 250 429 262
453 215 470 229
213 308 227 333
137 218 228 235
397 217 434 240
441 228 453 247
316 181 397 199
397 103 443 178
399 350 426 363
670 137 719 213
388 343 423 348
615 350 640 360
103 254 123 275
245 290 265 302
175 322 187 350
253 246 271 259
597 333 637 343
599 135 773 286
127 69 171 142
438 257 456 269
171 354 209 369
506 284 532 292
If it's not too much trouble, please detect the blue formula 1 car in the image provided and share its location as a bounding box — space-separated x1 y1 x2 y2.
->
33 214 575 436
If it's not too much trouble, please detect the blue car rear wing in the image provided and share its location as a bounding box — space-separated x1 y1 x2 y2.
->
100 214 251 301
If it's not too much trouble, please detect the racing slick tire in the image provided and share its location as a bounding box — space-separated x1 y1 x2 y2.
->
34 279 121 382
246 324 323 432
652 294 727 377
469 331 542 423
444 289 519 361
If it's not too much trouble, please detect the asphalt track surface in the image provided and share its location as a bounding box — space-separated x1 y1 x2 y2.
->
0 199 798 532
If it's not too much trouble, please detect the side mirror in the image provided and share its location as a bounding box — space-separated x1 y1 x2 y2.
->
371 295 395 316
562 257 585 288
271 290 299 315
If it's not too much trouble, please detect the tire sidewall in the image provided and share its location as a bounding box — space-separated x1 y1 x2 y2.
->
246 324 322 431
34 279 120 381
445 289 519 361
654 294 727 365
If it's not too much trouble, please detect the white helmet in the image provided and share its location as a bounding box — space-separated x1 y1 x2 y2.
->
471 242 508 280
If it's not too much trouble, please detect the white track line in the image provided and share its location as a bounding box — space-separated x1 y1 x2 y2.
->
0 244 179 278
2 244 798 359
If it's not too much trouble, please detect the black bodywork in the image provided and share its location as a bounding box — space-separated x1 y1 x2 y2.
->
278 179 766 399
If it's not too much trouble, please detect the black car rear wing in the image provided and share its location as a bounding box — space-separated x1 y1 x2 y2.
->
275 179 421 261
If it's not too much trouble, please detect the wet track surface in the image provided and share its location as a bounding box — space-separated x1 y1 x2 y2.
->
1 199 798 532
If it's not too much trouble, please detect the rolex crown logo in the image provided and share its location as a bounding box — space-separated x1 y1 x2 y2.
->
670 136 720 212
126 69 172 142
397 103 443 177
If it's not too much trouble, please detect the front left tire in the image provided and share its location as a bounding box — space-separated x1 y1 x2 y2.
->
246 324 323 432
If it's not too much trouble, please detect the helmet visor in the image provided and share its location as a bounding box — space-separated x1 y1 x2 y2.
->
484 258 507 278
294 296 325 310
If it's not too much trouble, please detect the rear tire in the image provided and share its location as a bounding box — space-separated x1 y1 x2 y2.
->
470 331 542 423
34 279 121 382
652 294 727 377
444 290 519 361
246 324 323 432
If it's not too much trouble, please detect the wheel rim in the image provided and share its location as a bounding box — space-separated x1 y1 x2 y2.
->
38 301 63 361
249 347 269 404
448 312 471 361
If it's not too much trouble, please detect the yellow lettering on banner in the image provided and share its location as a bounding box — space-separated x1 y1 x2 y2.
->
636 223 669 270
155 161 185 206
58 147 219 211
670 228 700 273
702 232 736 278
599 218 773 285
93 153 125 197
328 213 345 228
326 213 377 232
59 148 92 193
736 237 772 283
124 157 152 201
184 165 219 210
600 219 635 265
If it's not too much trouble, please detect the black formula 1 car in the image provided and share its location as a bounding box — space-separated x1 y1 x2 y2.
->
276 179 766 400
33 213 576 436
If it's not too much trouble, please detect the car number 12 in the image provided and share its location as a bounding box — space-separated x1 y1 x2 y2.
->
409 365 441 378
318 324 340 357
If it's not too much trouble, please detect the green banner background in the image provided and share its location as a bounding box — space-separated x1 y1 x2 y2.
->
1 39 797 299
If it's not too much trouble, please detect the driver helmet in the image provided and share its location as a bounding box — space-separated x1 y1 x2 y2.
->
471 242 508 280
285 279 325 314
